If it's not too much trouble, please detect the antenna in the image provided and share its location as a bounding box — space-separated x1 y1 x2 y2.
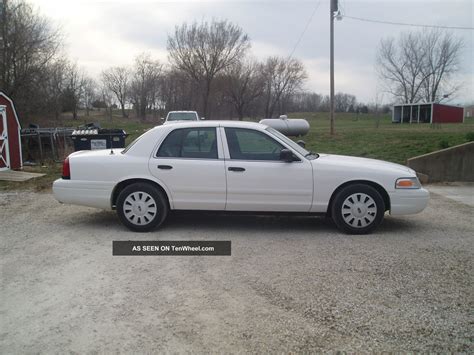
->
110 129 114 155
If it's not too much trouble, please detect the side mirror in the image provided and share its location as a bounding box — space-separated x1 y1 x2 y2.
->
200 117 205 120
280 149 295 163
160 117 165 121
296 140 306 148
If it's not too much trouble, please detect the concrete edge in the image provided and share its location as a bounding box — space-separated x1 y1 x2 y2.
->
407 141 474 162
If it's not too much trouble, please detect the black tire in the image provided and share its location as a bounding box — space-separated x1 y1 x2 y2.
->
116 183 168 232
331 183 385 234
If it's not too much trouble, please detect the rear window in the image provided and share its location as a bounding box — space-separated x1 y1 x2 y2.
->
166 112 198 121
156 128 218 159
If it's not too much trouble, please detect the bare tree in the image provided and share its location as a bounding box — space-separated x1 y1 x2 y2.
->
262 56 307 117
64 63 86 120
82 78 97 117
43 58 68 120
224 59 264 120
377 29 463 103
129 53 162 120
99 84 114 119
101 66 129 118
334 92 357 112
161 68 200 114
167 19 250 118
0 0 62 118
420 30 463 102
287 92 323 112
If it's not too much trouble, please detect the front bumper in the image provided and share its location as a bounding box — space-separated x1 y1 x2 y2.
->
53 179 114 210
389 187 430 216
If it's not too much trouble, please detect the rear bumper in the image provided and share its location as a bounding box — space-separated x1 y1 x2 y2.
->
389 187 430 216
52 179 114 210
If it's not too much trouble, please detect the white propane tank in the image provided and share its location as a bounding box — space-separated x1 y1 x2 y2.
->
259 115 310 136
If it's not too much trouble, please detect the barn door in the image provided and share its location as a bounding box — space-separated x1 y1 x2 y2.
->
0 106 10 170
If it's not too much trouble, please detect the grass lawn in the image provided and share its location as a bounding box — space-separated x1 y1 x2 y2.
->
1 110 472 191
288 112 473 164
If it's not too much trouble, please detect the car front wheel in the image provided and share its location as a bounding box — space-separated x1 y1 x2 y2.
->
331 183 385 234
117 183 168 232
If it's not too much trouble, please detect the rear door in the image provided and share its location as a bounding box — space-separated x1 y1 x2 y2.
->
149 126 226 210
222 127 313 212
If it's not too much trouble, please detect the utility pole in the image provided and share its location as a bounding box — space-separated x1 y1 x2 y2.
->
329 0 337 136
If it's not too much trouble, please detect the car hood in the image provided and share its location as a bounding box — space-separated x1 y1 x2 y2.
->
314 154 415 176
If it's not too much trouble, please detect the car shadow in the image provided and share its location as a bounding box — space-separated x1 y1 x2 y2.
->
67 209 424 236
164 211 331 233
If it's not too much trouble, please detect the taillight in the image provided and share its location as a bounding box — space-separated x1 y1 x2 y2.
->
62 157 70 179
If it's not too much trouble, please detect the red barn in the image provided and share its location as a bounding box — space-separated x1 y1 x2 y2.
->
392 102 464 124
0 92 22 170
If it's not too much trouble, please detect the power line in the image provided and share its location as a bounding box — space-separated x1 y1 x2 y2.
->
343 15 474 31
288 1 322 59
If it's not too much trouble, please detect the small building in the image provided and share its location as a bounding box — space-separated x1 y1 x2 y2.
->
464 105 474 118
0 92 23 170
392 102 464 124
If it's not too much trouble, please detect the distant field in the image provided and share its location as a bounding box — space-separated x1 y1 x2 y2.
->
2 110 472 191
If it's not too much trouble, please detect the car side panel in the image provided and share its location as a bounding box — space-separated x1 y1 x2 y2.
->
311 161 397 213
149 158 226 210
53 151 175 210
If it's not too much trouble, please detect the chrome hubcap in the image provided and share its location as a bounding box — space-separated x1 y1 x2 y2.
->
123 192 157 225
342 193 377 228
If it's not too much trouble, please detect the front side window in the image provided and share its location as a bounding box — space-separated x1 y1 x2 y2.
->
225 128 284 161
157 128 218 159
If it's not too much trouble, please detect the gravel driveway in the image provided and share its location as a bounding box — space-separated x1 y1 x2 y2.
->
1 191 473 353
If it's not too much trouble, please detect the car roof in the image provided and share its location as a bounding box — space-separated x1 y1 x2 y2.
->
154 120 266 130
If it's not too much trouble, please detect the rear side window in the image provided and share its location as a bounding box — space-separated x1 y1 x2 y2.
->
157 128 218 159
225 128 284 161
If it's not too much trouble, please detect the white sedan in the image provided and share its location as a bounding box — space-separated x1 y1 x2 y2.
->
53 121 429 234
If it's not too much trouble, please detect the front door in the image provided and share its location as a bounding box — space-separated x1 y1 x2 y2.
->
149 126 226 210
222 127 313 212
0 106 10 171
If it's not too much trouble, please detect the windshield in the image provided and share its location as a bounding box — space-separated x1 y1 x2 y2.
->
265 127 317 159
167 112 198 121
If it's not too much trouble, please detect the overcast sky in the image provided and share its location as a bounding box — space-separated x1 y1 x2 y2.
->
30 0 473 104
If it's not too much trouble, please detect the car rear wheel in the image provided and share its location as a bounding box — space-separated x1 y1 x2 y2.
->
117 183 168 232
331 184 385 234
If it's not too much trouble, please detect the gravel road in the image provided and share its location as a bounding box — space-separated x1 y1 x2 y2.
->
1 191 473 353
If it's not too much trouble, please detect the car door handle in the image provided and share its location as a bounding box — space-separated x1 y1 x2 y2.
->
228 167 245 172
157 165 173 170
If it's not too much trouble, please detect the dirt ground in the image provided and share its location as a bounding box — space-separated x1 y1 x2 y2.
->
0 191 473 353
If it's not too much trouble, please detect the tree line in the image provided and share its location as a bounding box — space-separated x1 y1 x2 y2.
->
0 0 375 123
1 0 462 124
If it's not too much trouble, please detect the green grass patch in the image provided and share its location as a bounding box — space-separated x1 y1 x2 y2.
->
289 112 473 164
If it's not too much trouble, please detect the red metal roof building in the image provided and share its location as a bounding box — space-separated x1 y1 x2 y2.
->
392 102 464 124
0 92 23 170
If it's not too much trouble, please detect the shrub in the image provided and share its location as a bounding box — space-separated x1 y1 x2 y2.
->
465 132 474 142
439 139 450 149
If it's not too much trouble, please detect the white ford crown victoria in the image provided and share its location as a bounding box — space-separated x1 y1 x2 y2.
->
53 121 429 234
